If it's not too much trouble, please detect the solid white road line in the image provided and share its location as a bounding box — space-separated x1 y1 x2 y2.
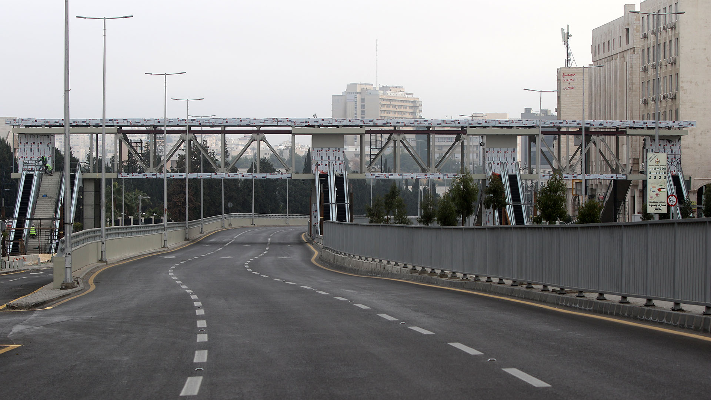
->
197 334 208 342
197 320 207 328
193 350 208 363
180 376 203 396
334 297 349 301
378 314 398 321
354 304 371 309
502 368 551 388
448 343 483 355
409 326 435 335
194 302 202 307
196 309 205 315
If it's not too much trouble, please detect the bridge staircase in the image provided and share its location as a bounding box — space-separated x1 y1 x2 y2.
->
8 171 41 255
600 180 632 223
25 173 61 254
502 169 527 225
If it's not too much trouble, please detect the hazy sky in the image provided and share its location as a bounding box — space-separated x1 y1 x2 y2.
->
1 0 639 121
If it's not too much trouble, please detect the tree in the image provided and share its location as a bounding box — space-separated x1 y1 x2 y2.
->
417 189 437 226
679 198 694 219
436 192 458 226
383 183 401 223
577 199 603 224
483 173 507 225
449 171 478 226
392 196 411 225
366 196 386 224
536 173 567 223
704 184 711 217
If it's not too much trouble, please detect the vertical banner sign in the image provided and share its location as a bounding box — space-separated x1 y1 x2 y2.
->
647 152 667 214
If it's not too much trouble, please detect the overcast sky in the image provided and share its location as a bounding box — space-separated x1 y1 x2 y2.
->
1 0 639 122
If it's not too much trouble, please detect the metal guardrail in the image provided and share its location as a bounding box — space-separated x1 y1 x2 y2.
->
323 219 711 307
56 213 308 256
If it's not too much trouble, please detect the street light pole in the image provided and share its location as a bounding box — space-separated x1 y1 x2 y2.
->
146 71 186 247
190 115 215 234
77 14 132 263
581 65 604 203
62 0 73 286
172 98 204 240
523 89 556 196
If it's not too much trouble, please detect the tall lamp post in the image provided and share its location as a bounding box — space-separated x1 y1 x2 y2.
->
190 115 215 234
146 71 186 246
630 9 684 152
523 88 557 194
77 14 133 263
581 64 604 202
172 98 204 240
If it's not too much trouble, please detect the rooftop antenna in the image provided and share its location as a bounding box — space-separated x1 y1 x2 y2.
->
561 25 573 67
375 39 378 90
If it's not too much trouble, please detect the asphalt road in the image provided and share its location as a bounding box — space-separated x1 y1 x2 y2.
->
1 227 710 399
0 266 53 306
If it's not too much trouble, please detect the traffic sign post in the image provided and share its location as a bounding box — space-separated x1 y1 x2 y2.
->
667 194 678 207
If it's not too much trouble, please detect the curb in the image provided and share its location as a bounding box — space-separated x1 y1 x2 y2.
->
318 247 711 334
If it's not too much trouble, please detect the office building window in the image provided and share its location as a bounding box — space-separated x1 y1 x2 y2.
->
675 73 679 91
675 38 679 56
626 28 630 45
675 109 679 120
642 49 645 64
663 42 666 58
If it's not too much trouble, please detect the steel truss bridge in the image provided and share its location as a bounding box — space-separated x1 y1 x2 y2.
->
8 117 693 181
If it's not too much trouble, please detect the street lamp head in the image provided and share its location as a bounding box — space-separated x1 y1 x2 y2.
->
76 15 133 20
146 72 186 76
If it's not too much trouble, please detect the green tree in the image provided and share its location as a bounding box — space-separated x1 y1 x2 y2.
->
679 198 694 219
436 193 458 226
383 183 401 223
366 195 386 224
449 171 478 226
392 196 411 225
483 174 507 225
536 173 567 223
417 189 437 226
577 199 603 224
704 184 711 217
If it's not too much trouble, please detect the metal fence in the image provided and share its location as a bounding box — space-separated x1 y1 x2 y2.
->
323 219 711 307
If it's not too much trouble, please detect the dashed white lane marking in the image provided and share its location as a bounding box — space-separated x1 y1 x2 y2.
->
252 272 260 275
172 277 178 280
285 282 296 285
278 256 290 259
190 295 199 300
220 256 232 259
193 350 208 363
409 326 435 335
181 285 189 289
334 297 349 301
197 320 207 328
180 376 203 396
502 368 551 388
197 334 208 342
246 269 252 272
261 275 269 277
378 314 398 321
194 302 202 307
273 279 282 281
196 309 205 315
448 343 483 355
164 256 175 258
186 290 193 293
301 286 313 289
176 281 182 284
354 304 371 309
316 291 329 295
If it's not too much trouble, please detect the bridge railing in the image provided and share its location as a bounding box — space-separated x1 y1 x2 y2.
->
323 219 711 307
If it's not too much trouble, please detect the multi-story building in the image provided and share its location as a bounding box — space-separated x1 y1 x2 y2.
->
586 1 711 216
332 83 423 172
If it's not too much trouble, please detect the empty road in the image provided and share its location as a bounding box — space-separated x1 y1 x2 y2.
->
1 227 710 399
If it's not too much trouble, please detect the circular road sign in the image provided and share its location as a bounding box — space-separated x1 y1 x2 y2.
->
667 194 678 207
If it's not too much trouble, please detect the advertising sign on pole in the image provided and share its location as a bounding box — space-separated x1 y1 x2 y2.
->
647 152 667 214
